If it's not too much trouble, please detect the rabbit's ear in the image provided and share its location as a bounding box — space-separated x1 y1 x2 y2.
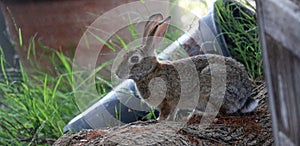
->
144 16 171 55
143 13 163 44
152 16 171 44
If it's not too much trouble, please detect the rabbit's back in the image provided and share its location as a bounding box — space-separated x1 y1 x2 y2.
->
189 54 253 113
134 54 254 119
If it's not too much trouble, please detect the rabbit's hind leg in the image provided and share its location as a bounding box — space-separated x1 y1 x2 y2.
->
157 101 177 121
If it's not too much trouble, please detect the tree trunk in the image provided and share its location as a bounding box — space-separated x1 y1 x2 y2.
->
54 83 273 145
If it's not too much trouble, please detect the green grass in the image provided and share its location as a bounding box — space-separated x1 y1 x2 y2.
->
0 30 114 145
215 0 262 80
0 43 80 145
0 22 154 145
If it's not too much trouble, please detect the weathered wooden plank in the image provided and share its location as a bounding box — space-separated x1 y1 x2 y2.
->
266 35 299 146
256 0 300 145
257 0 300 58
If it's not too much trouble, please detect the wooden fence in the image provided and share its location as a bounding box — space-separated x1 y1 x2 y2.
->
256 0 300 145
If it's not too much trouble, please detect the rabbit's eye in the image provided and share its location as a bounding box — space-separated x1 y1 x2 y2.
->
130 55 140 64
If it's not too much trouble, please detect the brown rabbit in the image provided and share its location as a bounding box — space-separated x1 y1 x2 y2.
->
115 13 258 120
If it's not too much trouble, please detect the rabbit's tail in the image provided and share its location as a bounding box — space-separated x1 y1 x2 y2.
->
240 97 259 113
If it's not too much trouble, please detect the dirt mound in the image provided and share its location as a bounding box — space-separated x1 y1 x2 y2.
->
54 83 273 145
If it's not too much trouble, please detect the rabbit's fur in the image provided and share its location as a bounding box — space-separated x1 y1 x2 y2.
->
115 13 258 120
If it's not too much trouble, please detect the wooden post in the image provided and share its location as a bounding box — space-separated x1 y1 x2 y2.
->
256 0 300 145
